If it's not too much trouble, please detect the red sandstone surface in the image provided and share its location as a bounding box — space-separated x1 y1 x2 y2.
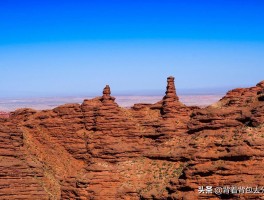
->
0 111 9 118
0 77 263 199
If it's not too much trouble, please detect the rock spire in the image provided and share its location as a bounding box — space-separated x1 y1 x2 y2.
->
161 76 181 118
163 76 179 101
101 85 115 102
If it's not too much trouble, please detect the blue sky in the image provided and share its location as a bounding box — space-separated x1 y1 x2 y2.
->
0 0 264 97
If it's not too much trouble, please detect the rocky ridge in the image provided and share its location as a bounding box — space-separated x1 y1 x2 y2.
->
0 111 9 118
0 77 263 199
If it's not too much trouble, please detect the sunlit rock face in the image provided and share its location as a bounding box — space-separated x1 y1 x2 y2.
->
0 77 263 199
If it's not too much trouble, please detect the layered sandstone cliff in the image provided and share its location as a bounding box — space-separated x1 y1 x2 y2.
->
0 77 263 200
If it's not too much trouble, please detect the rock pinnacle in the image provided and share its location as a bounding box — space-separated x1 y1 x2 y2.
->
164 76 179 101
101 85 115 102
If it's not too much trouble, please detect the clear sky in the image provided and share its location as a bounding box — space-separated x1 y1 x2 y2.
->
0 0 264 97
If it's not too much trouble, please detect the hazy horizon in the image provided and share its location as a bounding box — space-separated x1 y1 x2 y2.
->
0 85 235 98
0 94 224 112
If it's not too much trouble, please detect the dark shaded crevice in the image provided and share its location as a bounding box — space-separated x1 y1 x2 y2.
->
193 171 214 177
217 193 236 199
178 171 187 179
166 187 175 195
145 156 176 162
188 126 222 134
258 95 264 101
91 127 97 132
178 186 193 192
243 140 252 147
221 155 251 161
211 155 251 162
237 117 254 127
142 133 165 140
257 90 264 101
199 119 213 123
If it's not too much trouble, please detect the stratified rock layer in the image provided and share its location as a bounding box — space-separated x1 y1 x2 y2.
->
0 111 9 118
0 77 263 200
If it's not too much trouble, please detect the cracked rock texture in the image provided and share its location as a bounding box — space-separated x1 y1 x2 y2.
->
0 77 263 199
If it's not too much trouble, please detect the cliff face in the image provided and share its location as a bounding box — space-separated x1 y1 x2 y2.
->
0 77 263 200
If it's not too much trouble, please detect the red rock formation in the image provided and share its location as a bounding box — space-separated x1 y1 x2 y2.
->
0 77 263 199
159 76 196 138
0 122 50 199
162 76 180 117
0 111 9 118
167 80 264 200
215 80 264 108
257 88 264 101
101 84 116 102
